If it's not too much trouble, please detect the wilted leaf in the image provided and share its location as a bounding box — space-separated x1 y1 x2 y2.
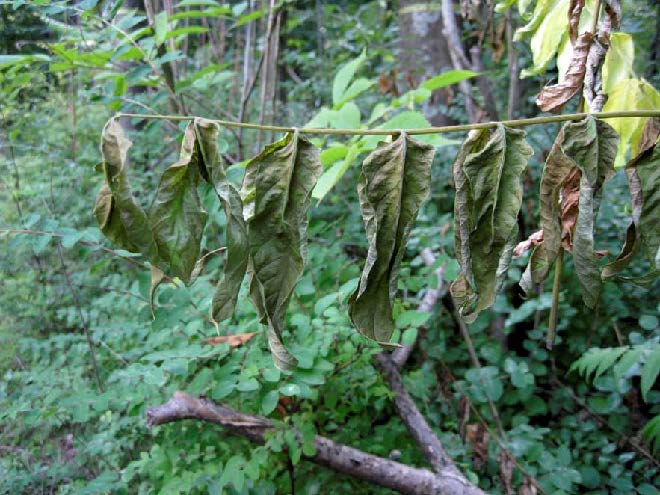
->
243 132 322 370
568 0 585 44
349 133 435 342
556 0 597 82
499 451 514 495
571 119 618 306
465 423 489 470
451 125 533 323
521 117 618 307
204 332 257 347
149 122 208 283
193 119 249 322
149 265 166 318
536 32 593 112
560 167 581 250
94 119 159 260
513 230 544 258
603 128 660 281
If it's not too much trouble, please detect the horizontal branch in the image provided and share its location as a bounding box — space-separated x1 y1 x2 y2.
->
147 391 483 495
115 110 660 136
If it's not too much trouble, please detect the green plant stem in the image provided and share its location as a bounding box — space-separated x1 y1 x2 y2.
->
547 249 564 350
114 110 660 136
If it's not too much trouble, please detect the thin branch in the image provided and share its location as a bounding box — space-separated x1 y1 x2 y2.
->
147 391 486 495
113 110 660 136
441 0 477 122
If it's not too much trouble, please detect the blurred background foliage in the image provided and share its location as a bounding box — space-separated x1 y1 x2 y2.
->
0 0 659 494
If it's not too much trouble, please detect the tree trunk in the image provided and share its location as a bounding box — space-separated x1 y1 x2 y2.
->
397 0 453 125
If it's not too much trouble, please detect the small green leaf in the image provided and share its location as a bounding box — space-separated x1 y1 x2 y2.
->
641 347 660 402
640 315 659 330
312 143 359 202
280 383 301 396
419 69 478 91
261 390 279 415
332 49 367 107
154 11 168 45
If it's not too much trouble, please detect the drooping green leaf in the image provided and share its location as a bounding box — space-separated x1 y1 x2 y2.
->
603 134 660 281
349 133 435 342
194 119 249 321
242 132 322 370
521 117 618 308
451 125 533 323
149 122 208 284
94 119 159 260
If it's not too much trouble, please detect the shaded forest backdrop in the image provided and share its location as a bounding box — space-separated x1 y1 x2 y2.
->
1 0 660 494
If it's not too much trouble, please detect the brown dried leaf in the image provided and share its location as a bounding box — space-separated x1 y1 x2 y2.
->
491 17 507 63
637 117 660 155
536 32 594 113
204 332 257 348
602 0 621 31
568 0 585 44
513 230 544 258
465 423 489 470
499 451 514 495
560 167 582 251
458 396 471 441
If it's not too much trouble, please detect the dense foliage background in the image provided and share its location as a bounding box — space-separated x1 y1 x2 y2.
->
1 0 659 494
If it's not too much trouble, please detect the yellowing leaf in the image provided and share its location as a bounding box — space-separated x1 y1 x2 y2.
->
602 33 634 94
602 78 660 167
517 0 570 78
